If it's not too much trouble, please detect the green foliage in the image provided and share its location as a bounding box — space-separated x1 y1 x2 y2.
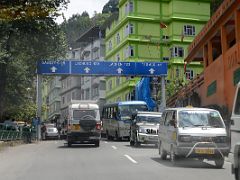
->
61 12 111 49
102 0 119 14
0 0 68 121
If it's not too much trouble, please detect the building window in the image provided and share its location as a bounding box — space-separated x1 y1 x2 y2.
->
108 40 112 51
185 69 194 80
85 89 90 100
125 24 134 37
62 96 65 105
116 97 121 102
207 80 217 97
72 92 75 100
108 80 112 90
125 1 134 14
176 68 180 77
116 76 120 86
170 47 184 58
183 25 195 36
116 33 120 45
93 87 99 96
116 54 120 61
125 46 134 58
129 2 134 12
163 57 170 61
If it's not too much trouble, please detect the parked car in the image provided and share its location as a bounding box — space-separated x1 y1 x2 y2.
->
45 125 59 140
158 107 230 168
130 111 162 147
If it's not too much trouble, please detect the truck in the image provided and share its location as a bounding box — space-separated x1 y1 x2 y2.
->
65 101 101 147
231 82 240 179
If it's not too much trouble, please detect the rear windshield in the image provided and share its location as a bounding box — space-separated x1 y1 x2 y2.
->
137 115 161 123
73 110 96 119
178 110 224 128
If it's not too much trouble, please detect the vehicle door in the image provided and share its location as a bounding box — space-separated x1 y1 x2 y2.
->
159 111 171 150
164 110 177 152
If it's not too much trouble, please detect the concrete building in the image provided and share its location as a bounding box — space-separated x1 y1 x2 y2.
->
60 26 106 123
105 0 211 103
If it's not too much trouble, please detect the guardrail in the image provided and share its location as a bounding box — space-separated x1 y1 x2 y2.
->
0 130 37 142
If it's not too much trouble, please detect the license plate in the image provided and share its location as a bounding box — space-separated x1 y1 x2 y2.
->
195 148 214 154
73 125 80 130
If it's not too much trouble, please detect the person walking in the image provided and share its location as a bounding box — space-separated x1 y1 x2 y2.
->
23 122 31 143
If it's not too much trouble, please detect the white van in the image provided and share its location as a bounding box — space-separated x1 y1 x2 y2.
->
158 107 230 168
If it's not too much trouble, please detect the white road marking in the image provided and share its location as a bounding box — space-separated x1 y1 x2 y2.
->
112 146 117 150
124 154 138 164
104 141 108 144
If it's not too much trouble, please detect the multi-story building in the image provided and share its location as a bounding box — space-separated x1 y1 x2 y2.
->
47 76 62 124
77 26 106 111
60 26 106 123
105 0 211 103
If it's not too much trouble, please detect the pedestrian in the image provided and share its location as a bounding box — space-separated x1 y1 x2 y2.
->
23 122 31 143
41 123 46 140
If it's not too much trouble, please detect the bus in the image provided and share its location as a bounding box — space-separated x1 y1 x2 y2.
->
101 101 148 140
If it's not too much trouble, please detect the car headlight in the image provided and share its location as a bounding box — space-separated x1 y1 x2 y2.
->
138 127 147 133
179 135 192 142
215 136 227 143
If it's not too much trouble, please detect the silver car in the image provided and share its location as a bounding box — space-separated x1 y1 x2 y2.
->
130 111 162 147
158 107 230 168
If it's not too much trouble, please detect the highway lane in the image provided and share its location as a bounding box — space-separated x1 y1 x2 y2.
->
0 140 235 180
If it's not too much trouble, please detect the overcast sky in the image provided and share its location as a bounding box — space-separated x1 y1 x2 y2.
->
56 0 109 23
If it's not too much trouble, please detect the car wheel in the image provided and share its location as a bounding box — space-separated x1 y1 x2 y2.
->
236 158 240 180
159 141 167 160
214 157 224 169
95 140 100 147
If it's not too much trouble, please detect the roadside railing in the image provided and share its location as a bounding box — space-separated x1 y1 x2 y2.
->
0 130 37 142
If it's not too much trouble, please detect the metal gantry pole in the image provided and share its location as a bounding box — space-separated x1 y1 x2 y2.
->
36 74 42 141
160 76 166 112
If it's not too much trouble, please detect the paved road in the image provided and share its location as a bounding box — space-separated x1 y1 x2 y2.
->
0 140 234 180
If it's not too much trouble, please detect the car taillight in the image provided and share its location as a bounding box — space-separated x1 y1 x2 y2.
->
96 122 101 130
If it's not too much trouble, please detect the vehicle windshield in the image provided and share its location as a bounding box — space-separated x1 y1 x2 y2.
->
137 115 161 123
73 110 97 119
119 104 148 118
178 110 224 128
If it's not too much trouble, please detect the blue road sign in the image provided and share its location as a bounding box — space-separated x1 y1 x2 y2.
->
37 60 70 75
37 60 167 76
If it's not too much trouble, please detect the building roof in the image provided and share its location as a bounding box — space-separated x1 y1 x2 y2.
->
76 26 103 43
185 0 238 63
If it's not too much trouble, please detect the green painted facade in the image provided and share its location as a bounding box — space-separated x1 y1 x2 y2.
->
105 0 210 103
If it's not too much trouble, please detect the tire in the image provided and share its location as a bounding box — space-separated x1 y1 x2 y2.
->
214 157 224 169
235 158 240 180
159 141 167 160
95 140 100 147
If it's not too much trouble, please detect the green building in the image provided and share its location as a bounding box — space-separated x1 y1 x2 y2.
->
105 0 210 103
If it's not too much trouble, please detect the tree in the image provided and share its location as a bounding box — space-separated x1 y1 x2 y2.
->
0 0 68 121
102 0 119 14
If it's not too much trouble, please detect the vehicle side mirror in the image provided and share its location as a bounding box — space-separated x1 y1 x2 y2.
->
231 119 235 125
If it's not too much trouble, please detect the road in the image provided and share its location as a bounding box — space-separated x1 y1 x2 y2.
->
0 140 234 180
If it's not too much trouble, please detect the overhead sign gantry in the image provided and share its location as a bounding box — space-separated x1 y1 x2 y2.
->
37 60 167 76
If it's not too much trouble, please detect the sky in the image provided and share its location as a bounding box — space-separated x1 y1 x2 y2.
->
56 0 109 24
